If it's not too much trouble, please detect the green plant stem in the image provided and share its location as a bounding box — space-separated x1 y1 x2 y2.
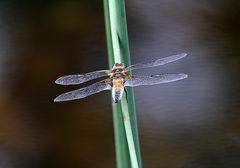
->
103 0 142 167
121 94 139 168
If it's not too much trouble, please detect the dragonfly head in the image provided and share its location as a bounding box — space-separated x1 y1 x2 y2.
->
112 63 126 70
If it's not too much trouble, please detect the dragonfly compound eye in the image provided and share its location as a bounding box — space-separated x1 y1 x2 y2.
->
113 63 126 69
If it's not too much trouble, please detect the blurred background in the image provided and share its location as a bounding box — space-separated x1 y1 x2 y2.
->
0 0 239 167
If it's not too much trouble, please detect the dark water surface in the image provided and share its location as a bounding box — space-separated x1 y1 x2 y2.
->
0 0 239 168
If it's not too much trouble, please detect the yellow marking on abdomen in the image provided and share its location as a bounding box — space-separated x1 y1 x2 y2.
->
113 78 124 90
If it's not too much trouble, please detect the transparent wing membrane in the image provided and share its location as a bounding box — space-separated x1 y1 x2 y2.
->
126 53 187 71
54 53 188 102
54 80 111 102
55 70 110 85
125 74 188 87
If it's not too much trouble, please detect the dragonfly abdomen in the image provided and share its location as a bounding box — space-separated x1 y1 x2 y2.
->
112 78 124 103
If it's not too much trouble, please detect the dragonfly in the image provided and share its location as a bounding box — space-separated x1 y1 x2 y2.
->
54 53 188 103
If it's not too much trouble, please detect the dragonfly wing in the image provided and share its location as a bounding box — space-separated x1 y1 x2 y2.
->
55 70 110 85
54 80 112 102
126 53 187 71
124 74 188 87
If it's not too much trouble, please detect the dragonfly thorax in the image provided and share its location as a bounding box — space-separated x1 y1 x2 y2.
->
110 63 127 79
112 73 122 79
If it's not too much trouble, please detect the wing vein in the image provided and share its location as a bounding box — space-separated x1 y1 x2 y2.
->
55 70 110 85
125 74 188 87
54 80 111 102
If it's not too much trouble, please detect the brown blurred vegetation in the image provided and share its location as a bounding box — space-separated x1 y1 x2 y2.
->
0 0 239 168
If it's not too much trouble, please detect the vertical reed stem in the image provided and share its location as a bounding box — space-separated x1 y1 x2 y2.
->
103 0 142 167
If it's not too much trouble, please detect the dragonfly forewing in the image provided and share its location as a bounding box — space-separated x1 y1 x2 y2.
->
124 74 188 87
54 80 112 102
55 70 110 85
126 53 187 71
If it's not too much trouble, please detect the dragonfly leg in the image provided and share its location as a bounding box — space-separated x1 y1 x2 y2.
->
124 87 128 103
